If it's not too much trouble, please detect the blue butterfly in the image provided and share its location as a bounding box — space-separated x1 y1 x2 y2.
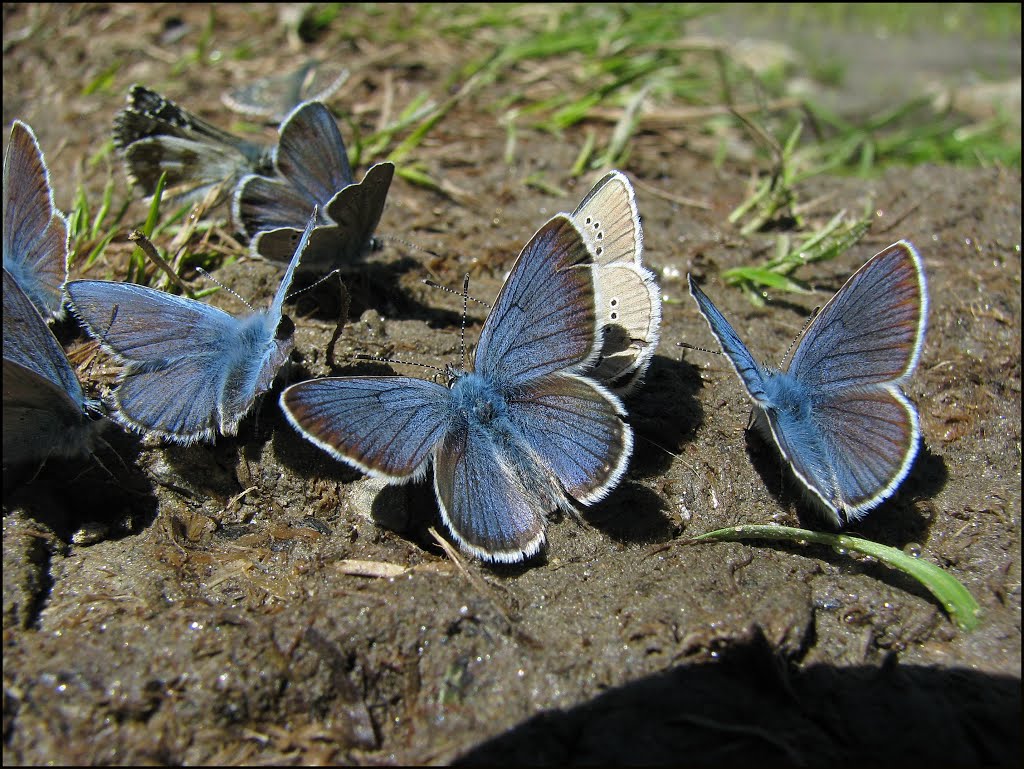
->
233 100 394 275
570 171 661 393
113 84 274 209
3 268 105 468
687 241 928 525
3 120 70 322
280 214 634 563
64 212 317 446
221 59 350 124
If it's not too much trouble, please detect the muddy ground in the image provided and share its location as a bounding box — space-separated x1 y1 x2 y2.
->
3 4 1020 765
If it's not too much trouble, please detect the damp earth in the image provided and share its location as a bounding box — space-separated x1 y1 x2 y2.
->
3 5 1020 765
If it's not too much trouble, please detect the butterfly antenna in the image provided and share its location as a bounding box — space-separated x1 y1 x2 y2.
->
128 231 195 298
459 273 471 369
676 341 721 356
422 278 491 308
780 305 820 367
286 268 342 302
354 353 445 377
376 232 427 254
195 267 256 312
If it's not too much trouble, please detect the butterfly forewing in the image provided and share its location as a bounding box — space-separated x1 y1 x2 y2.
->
477 214 599 387
688 275 771 404
67 281 240 362
570 171 643 267
789 241 927 392
275 101 353 206
281 377 452 479
3 121 69 321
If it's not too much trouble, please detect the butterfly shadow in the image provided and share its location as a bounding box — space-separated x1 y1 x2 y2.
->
156 386 308 504
744 429 950 546
286 254 467 328
622 352 706 479
2 427 158 545
580 482 678 548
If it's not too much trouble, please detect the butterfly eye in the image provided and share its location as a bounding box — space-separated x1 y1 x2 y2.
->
276 315 295 339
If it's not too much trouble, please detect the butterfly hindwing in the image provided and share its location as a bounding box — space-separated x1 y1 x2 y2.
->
506 373 632 503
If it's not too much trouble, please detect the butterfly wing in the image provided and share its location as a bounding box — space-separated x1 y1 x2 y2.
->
687 274 771 404
114 85 267 162
570 171 643 267
586 262 661 392
432 417 551 563
3 268 83 405
476 214 601 387
121 136 254 208
3 359 99 466
221 60 349 124
3 269 98 465
506 374 632 504
247 224 347 270
570 171 660 392
3 121 69 321
760 385 921 524
280 376 452 480
66 280 239 442
114 85 270 206
275 100 353 208
323 161 394 242
233 174 331 240
788 241 928 392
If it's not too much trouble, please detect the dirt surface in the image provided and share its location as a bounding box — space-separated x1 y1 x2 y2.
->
3 5 1021 765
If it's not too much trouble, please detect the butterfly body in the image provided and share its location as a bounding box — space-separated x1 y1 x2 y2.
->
65 213 314 445
688 241 927 525
282 214 633 563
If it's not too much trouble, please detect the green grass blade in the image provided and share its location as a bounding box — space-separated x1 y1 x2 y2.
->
689 524 982 631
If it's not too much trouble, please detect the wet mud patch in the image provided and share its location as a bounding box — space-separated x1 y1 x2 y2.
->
3 4 1020 765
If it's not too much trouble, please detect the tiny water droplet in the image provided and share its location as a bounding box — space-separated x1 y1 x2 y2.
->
903 542 923 558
